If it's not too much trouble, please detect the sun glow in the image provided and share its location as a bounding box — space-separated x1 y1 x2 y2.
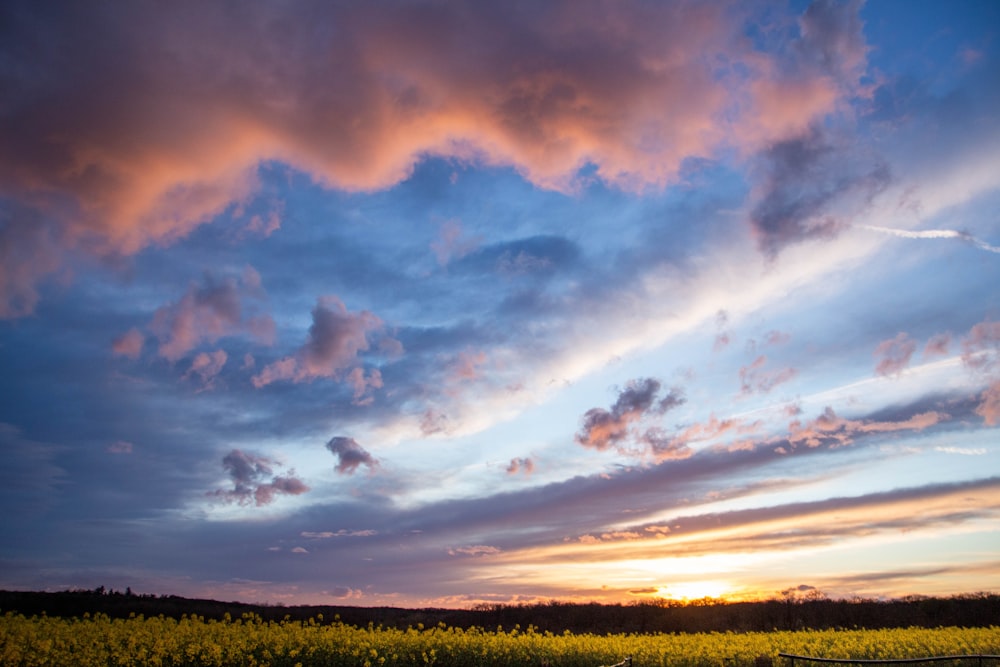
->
656 581 732 601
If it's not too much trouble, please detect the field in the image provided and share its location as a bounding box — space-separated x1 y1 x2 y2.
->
2 612 999 667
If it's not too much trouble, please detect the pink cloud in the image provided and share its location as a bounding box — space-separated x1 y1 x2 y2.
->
873 332 917 377
923 333 951 358
506 457 535 476
252 296 398 387
148 268 274 362
420 409 450 436
962 320 1000 374
642 413 759 461
976 381 1000 426
788 407 947 449
345 367 384 406
183 349 228 391
576 378 681 451
111 328 145 359
739 355 797 395
431 219 480 266
0 1 865 316
449 350 488 382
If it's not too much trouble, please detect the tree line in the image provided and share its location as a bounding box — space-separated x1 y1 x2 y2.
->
1 588 997 634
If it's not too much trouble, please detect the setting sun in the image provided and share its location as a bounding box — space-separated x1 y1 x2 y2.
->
656 581 733 602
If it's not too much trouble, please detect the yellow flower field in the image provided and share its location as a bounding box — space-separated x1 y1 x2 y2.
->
1 611 998 667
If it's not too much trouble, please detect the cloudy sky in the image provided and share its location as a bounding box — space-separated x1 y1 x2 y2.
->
2 0 999 607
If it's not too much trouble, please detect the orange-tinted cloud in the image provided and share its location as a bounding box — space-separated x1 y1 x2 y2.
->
0 1 867 316
506 457 535 476
788 406 947 449
576 378 685 451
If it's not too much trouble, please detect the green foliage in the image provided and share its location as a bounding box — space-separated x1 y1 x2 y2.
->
1 611 998 667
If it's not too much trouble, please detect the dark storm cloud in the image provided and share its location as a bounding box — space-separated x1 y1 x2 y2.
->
326 436 378 475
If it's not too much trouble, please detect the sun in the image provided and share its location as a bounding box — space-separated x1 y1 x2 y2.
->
656 581 732 601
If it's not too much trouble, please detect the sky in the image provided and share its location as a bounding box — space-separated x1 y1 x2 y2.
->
1 0 999 609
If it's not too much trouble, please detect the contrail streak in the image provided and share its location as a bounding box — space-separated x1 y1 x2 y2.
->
858 225 1000 254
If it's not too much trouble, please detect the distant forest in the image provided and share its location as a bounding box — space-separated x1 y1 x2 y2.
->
1 588 997 634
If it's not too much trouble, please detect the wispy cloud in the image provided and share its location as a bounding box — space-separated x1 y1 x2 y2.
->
858 225 1000 254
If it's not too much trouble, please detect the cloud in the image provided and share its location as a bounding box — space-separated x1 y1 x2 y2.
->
506 457 535 476
326 436 379 475
252 297 396 388
209 449 309 507
448 350 488 382
105 440 133 454
555 477 1000 561
111 328 145 359
975 381 1000 426
923 333 951 358
713 310 731 352
431 219 480 266
787 406 948 449
739 355 797 395
873 332 917 377
448 545 501 557
148 268 274 362
749 128 891 258
0 0 866 316
0 206 65 319
744 0 867 145
301 529 377 539
934 446 987 456
858 225 1000 254
183 349 228 391
641 413 757 461
961 319 1000 374
0 423 66 515
576 378 685 451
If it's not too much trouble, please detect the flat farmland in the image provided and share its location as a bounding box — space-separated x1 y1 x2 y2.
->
2 612 999 667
